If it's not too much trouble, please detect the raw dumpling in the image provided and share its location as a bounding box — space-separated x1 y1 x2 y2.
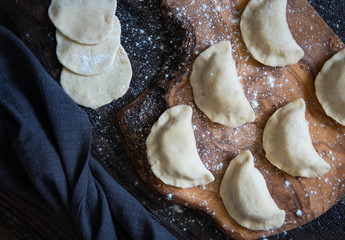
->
146 105 214 188
56 16 121 76
315 48 345 126
240 0 304 66
220 150 285 230
48 0 116 44
60 45 132 109
263 98 330 177
190 41 255 128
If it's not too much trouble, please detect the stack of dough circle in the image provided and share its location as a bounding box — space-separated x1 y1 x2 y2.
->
48 0 132 109
55 17 121 76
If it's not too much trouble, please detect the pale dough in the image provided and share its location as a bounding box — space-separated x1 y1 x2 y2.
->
240 0 304 66
220 150 285 230
315 48 345 126
146 105 215 189
48 0 116 44
190 41 255 128
263 98 330 177
56 16 121 76
60 45 132 109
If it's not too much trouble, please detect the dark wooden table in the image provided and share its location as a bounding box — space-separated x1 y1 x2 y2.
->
0 0 345 239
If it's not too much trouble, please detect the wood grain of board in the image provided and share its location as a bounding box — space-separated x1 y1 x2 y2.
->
115 0 345 239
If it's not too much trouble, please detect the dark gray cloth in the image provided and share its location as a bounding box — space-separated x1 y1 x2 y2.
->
0 26 175 240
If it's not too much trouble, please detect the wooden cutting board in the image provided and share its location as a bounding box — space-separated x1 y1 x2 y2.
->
115 0 345 239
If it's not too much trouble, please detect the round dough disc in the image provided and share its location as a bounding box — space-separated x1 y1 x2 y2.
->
48 0 116 44
60 45 132 109
56 16 121 76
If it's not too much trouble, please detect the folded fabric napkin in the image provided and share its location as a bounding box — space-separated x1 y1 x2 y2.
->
0 26 175 240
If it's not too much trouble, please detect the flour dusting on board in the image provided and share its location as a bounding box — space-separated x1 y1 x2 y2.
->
85 0 345 239
148 0 343 237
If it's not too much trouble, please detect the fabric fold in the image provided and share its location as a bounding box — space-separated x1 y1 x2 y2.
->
0 26 174 240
